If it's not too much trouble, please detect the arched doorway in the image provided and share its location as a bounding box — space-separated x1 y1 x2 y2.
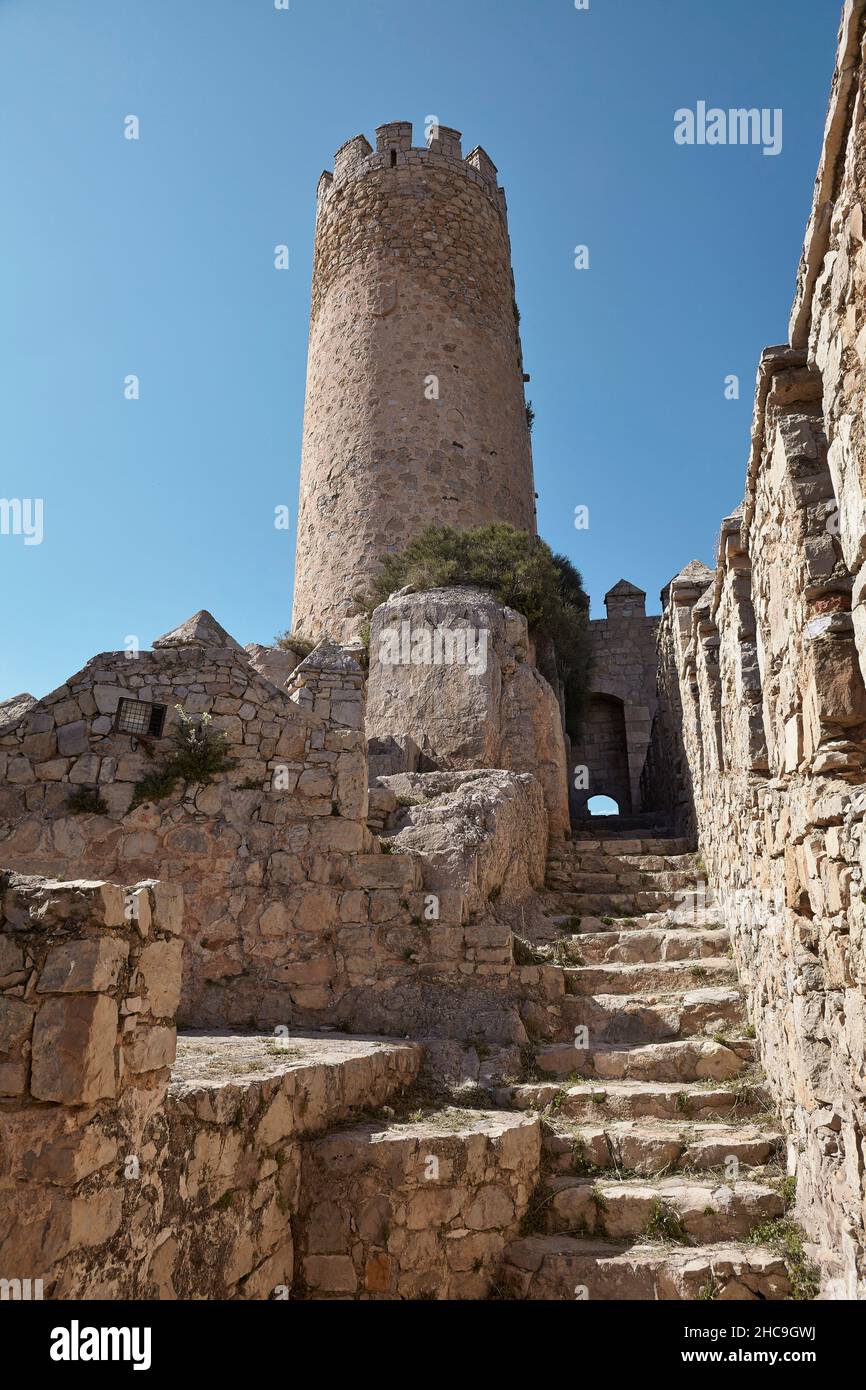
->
571 692 632 817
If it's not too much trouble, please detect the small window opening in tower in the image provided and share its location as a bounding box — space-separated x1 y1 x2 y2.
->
390 149 397 167
587 795 619 817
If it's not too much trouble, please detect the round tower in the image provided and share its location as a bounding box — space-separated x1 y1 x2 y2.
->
291 120 537 642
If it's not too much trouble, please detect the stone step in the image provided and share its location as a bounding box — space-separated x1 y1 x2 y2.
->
501 1235 790 1300
169 1030 422 1135
558 837 694 856
534 1038 749 1084
549 849 698 870
543 1120 784 1176
560 870 700 895
495 1079 771 1123
546 890 686 915
540 1174 784 1242
298 1108 541 1299
545 911 718 934
560 988 745 1044
570 928 729 965
565 957 736 996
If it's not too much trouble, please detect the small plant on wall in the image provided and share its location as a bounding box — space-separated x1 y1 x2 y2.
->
131 706 234 809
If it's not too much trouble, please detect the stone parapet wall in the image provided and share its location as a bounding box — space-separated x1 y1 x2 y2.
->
0 873 183 1297
651 7 866 1287
655 359 866 1293
0 617 562 1043
296 1109 540 1300
651 5 866 1295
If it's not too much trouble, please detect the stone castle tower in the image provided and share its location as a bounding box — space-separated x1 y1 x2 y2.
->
291 121 538 642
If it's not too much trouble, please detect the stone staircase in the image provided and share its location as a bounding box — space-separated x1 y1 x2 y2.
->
496 828 794 1300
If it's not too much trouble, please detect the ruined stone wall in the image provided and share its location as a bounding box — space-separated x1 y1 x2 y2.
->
0 625 372 1028
657 364 866 1295
651 5 866 1295
0 870 543 1300
291 122 537 643
791 0 866 678
0 874 183 1297
0 617 563 1045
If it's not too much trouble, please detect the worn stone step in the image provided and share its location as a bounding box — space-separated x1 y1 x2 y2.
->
563 870 700 895
495 1079 770 1123
534 1038 748 1084
565 957 736 996
541 1174 784 1241
571 928 729 965
169 1030 423 1134
547 891 685 916
545 911 719 935
501 1235 790 1300
298 1108 541 1299
543 1120 784 1176
547 852 698 877
556 837 694 857
560 988 744 1044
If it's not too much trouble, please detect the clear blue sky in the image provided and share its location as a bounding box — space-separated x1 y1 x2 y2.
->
0 0 842 701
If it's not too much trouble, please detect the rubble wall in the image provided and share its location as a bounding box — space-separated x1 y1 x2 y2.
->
652 2 866 1297
0 626 559 1043
0 871 543 1300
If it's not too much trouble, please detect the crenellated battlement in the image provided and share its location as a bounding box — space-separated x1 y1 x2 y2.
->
294 118 536 643
315 119 507 220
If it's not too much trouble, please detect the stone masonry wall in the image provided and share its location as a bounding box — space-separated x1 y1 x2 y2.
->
0 873 183 1297
660 371 866 1297
654 9 866 1292
0 872 544 1300
296 1109 539 1300
292 121 537 643
0 613 562 1046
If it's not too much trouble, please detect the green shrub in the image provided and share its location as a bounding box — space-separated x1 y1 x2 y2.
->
356 523 592 731
131 706 234 809
273 630 316 660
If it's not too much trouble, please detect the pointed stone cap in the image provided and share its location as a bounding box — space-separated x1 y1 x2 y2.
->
605 579 646 599
673 559 714 584
604 579 646 618
661 560 714 611
292 636 363 678
153 610 244 652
